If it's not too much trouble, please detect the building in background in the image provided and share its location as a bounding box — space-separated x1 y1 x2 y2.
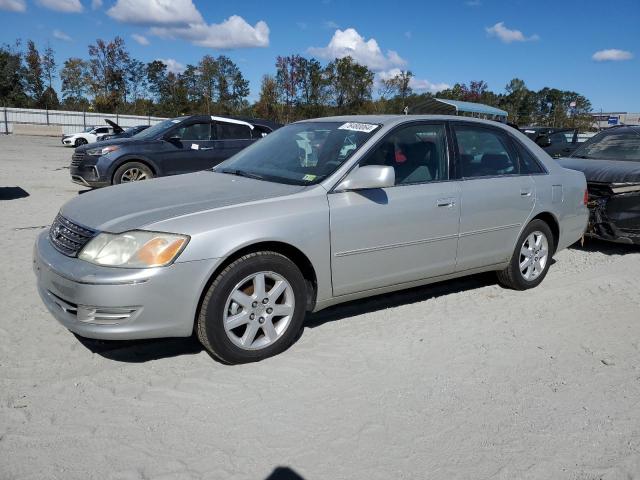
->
591 112 640 130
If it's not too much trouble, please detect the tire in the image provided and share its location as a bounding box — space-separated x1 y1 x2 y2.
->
497 219 554 290
112 162 154 185
74 138 87 147
196 251 307 364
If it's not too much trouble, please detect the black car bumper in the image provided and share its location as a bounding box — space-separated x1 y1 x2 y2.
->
70 152 110 188
587 182 640 245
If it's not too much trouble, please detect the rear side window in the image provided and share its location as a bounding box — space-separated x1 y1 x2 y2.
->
514 141 545 174
217 122 252 140
454 125 519 178
175 122 212 140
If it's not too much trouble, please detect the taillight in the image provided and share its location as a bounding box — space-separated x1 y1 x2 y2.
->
583 189 589 205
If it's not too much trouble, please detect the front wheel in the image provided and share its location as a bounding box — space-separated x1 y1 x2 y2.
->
113 162 154 185
497 219 554 290
74 137 87 147
196 252 307 364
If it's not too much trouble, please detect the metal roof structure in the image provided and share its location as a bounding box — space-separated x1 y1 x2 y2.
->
411 98 508 122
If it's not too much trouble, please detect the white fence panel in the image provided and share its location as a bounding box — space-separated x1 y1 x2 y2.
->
1 106 166 134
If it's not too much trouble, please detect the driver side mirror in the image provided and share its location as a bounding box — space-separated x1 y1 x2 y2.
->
335 165 395 192
166 135 182 143
535 134 552 148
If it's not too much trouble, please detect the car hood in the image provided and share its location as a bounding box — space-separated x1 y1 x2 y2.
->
557 157 640 184
60 171 307 233
75 137 136 152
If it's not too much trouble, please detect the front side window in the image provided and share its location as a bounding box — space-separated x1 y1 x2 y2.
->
217 122 252 140
361 123 448 185
215 121 380 185
572 130 640 162
454 125 518 178
175 122 211 141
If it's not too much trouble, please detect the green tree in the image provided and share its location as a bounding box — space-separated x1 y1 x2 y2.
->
25 40 44 106
254 74 280 121
0 42 28 107
60 57 89 109
325 56 374 114
87 36 130 111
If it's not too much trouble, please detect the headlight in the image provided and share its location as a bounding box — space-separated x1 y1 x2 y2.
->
86 145 121 156
79 231 189 268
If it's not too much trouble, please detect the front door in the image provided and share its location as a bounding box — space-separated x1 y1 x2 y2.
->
329 122 461 296
452 123 535 271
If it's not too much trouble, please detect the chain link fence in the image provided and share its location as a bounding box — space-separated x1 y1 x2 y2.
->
1 106 167 135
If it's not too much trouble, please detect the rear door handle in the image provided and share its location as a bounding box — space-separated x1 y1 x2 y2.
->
520 190 532 197
200 147 214 151
436 197 456 207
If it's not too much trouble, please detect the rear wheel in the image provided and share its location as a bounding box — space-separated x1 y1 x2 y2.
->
196 251 307 364
74 137 87 147
497 219 554 290
113 162 154 185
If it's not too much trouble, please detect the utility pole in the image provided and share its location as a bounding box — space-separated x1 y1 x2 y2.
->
3 105 8 135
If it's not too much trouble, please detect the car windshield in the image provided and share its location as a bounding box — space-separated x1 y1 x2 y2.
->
214 121 380 185
132 117 187 140
82 126 94 133
571 128 640 161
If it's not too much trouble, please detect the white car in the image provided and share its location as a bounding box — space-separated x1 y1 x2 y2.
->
61 126 114 148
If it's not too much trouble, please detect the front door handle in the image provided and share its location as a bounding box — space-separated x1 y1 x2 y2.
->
436 197 456 207
200 147 214 151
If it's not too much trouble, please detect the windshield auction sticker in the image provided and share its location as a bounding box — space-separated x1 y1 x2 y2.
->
338 122 378 133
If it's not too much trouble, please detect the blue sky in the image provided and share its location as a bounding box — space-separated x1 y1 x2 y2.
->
1 0 638 111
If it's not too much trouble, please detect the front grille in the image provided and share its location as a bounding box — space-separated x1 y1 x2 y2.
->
71 152 85 167
49 214 97 257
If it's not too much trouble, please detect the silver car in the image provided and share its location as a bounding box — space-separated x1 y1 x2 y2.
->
34 116 589 363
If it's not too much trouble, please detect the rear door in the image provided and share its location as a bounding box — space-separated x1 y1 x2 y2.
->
158 119 216 175
453 122 535 271
211 119 254 166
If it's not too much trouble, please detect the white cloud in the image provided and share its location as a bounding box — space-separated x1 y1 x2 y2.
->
308 28 406 71
131 33 150 46
592 49 633 62
37 0 82 13
108 0 203 26
158 58 185 74
151 15 270 49
486 22 539 43
0 0 26 12
91 0 102 9
465 0 481 6
323 20 340 29
378 68 450 94
53 29 72 41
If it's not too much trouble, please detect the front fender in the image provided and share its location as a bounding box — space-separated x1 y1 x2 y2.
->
144 187 334 305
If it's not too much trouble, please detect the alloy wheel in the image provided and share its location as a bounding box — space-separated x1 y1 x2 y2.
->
120 167 149 182
519 231 549 281
223 271 295 350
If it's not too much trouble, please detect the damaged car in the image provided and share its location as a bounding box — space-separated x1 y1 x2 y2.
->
558 125 640 245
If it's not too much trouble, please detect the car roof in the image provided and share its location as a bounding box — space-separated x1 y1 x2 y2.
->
295 114 512 129
180 114 281 130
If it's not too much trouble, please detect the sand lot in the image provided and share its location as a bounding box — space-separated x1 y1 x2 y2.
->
1 135 640 480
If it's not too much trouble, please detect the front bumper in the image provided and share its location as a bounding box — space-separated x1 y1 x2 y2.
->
33 230 219 340
62 137 74 146
70 163 110 188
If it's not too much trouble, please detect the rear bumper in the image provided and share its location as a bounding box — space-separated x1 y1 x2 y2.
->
33 230 219 340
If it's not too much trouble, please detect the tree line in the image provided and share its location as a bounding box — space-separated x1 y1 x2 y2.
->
0 37 593 129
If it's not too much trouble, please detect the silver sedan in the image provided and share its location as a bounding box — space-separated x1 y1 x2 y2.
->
34 116 589 363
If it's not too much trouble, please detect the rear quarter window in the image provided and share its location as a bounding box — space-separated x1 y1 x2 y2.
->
514 141 546 174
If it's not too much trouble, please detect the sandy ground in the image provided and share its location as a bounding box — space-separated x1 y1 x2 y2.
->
1 135 640 480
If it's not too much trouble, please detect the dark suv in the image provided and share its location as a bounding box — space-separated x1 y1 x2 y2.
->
70 115 280 187
520 127 583 158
